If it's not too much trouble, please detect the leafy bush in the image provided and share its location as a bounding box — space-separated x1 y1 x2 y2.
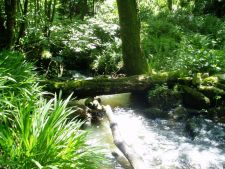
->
0 51 41 114
50 17 122 74
0 94 107 169
17 1 122 76
177 39 225 74
141 11 182 70
91 40 123 74
140 9 225 74
0 51 108 168
19 28 50 60
193 0 225 17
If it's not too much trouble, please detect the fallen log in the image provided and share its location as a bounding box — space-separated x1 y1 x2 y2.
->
44 72 177 98
43 73 225 106
103 105 148 169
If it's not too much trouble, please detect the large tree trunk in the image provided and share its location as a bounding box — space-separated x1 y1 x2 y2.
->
116 0 148 75
77 0 88 20
43 0 56 37
16 0 29 46
0 7 6 49
4 0 17 49
167 0 172 11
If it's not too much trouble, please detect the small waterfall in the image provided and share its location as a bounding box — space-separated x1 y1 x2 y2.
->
87 94 225 169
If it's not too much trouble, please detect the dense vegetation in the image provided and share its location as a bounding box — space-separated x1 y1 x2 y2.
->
0 0 225 168
1 0 224 75
140 4 225 74
0 51 107 168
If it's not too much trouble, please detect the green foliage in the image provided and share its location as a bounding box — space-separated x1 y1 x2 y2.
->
20 28 51 60
148 84 181 110
0 51 41 113
50 17 122 74
0 94 106 169
193 0 225 17
176 35 225 74
141 12 181 70
91 43 123 74
15 1 122 77
0 51 108 168
140 7 225 74
148 84 169 98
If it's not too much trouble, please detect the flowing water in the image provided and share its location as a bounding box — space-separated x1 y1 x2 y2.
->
87 93 225 169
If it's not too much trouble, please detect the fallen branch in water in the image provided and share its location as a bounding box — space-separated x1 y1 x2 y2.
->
103 105 148 169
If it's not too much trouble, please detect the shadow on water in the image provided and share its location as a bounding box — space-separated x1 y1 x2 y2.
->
87 93 225 169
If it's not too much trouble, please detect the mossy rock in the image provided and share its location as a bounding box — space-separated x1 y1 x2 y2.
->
176 77 193 86
148 85 182 110
216 83 225 90
192 73 202 86
144 107 169 119
202 76 219 86
171 106 188 120
207 106 225 122
181 85 210 109
217 74 225 83
198 85 225 106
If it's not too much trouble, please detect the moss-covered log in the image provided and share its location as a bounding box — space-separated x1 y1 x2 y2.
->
44 73 225 102
45 73 173 98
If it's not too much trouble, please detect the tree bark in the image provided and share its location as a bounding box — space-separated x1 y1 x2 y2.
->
43 0 56 37
0 3 5 33
167 0 172 11
103 105 147 169
16 0 29 45
50 0 57 23
0 7 6 49
44 73 173 98
36 0 40 25
77 0 88 20
116 0 148 75
4 0 17 49
44 73 225 102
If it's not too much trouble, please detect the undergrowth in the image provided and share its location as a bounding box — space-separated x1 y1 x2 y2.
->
140 4 225 75
0 51 108 168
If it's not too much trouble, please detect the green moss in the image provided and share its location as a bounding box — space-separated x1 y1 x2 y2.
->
198 85 225 97
217 74 225 83
202 76 219 85
151 72 170 82
53 82 65 88
192 73 202 86
182 85 210 109
184 86 210 103
216 83 225 90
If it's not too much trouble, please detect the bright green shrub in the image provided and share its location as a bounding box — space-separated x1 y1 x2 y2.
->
140 7 225 74
50 17 122 74
141 12 182 70
0 51 108 168
0 51 41 113
0 94 107 169
177 38 225 74
20 28 50 60
18 1 122 76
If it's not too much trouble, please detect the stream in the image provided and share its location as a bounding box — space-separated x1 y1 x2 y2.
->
87 93 225 169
